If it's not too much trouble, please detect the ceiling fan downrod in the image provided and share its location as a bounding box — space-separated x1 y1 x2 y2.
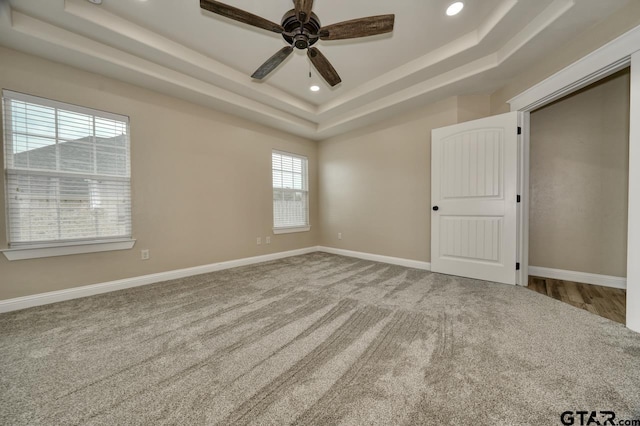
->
200 0 395 87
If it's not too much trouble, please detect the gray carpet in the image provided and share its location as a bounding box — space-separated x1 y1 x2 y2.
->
1 252 639 425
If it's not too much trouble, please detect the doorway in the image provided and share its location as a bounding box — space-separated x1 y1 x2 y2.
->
429 25 640 330
525 69 629 322
509 27 640 331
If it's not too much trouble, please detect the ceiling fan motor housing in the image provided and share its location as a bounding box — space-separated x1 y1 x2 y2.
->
198 0 395 87
281 9 321 49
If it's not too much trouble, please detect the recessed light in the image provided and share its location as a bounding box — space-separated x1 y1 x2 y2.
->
446 2 464 16
87 0 102 4
310 85 320 92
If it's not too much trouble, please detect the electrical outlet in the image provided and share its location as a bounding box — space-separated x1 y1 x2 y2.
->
257 237 262 245
141 249 150 260
338 232 342 240
266 236 271 244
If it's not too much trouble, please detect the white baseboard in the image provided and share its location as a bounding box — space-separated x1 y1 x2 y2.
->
6 246 623 315
317 246 431 271
528 266 626 290
0 247 318 314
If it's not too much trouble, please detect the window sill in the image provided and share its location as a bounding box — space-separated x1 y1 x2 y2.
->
1 239 136 261
273 226 311 235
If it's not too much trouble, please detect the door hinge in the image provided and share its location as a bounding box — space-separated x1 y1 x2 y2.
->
517 126 522 135
517 195 521 203
516 262 520 270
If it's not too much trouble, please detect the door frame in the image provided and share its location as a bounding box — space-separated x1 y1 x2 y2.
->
508 24 640 332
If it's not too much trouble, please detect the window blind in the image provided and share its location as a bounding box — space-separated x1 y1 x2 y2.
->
272 150 308 229
2 90 132 247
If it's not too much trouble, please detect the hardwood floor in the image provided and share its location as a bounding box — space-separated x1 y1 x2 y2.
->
528 276 626 324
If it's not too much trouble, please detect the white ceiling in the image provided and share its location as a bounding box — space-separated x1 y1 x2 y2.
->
0 0 632 139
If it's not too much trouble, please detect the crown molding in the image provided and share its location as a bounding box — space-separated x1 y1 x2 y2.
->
509 24 640 111
316 0 520 116
63 0 318 117
497 0 575 62
10 11 318 134
1 0 577 139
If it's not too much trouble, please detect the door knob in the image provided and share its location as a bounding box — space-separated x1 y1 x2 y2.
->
432 206 439 211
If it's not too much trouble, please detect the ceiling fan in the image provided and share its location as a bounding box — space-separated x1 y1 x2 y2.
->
200 0 395 87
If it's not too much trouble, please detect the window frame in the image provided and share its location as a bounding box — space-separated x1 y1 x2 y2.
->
271 149 310 234
1 90 135 260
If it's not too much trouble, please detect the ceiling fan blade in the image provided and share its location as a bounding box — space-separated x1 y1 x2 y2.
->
200 0 284 34
294 0 314 24
319 14 395 40
307 47 341 87
251 46 294 79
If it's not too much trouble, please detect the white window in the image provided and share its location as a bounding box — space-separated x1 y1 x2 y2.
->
272 150 310 234
2 90 133 259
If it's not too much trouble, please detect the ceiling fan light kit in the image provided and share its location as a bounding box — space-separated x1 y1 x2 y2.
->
200 0 395 87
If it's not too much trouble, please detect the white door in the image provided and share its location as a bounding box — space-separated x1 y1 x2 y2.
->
431 112 519 285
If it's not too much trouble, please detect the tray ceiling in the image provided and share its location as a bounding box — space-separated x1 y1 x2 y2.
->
0 0 632 139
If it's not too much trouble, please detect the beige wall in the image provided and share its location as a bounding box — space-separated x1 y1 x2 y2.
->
3 2 637 302
0 46 318 300
457 95 492 124
491 1 640 114
529 69 630 277
318 96 490 262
